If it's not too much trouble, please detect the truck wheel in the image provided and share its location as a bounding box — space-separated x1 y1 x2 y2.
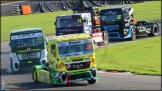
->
130 28 136 41
103 32 109 45
148 24 159 36
97 42 103 46
10 58 17 74
32 67 38 83
10 58 14 74
97 32 109 46
87 79 96 84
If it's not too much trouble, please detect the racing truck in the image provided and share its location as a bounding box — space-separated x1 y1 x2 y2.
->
32 33 98 85
8 28 48 73
54 7 109 46
99 5 159 40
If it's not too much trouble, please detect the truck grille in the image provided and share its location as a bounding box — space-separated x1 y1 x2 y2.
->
109 33 119 37
66 61 90 71
21 53 37 60
19 61 39 70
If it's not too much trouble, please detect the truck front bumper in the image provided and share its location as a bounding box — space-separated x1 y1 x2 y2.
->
53 68 99 84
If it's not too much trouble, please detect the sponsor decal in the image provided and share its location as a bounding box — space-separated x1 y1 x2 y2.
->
91 58 96 64
27 48 31 52
11 32 43 40
58 62 65 69
18 50 27 52
66 64 71 69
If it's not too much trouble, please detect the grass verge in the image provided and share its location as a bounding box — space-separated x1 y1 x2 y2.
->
95 36 161 76
1 1 161 42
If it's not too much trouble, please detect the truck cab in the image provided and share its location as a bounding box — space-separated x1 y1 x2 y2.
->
54 7 109 46
32 33 98 85
100 5 159 40
100 6 136 40
55 13 92 36
8 28 48 73
73 7 101 29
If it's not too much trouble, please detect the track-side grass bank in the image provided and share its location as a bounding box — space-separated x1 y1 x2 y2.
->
95 36 161 76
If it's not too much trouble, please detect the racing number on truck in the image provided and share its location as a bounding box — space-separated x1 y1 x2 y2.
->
86 44 92 50
77 19 82 22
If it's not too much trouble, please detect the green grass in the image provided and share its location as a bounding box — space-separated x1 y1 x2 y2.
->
95 36 161 76
1 1 161 42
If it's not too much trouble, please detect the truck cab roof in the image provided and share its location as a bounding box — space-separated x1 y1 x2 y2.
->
72 6 99 10
48 33 91 42
10 28 43 34
56 13 90 18
101 5 132 11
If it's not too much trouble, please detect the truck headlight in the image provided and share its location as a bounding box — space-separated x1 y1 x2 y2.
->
41 49 47 58
124 29 128 35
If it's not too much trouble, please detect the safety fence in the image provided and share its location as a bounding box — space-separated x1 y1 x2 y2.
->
1 0 148 16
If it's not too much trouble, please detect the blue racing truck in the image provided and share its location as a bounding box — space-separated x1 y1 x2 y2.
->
99 5 159 40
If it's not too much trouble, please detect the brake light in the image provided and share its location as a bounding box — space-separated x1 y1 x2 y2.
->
86 61 90 65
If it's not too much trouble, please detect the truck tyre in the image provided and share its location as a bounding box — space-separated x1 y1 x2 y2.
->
130 28 136 41
50 73 56 86
97 42 103 46
87 79 96 84
103 32 109 45
148 24 159 36
32 67 38 83
10 58 17 74
97 32 109 46
10 58 14 74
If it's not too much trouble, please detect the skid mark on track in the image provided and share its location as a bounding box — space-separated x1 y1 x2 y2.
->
97 70 133 75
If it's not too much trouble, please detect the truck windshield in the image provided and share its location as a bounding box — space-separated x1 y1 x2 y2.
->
58 39 93 57
100 9 122 22
56 18 83 28
11 32 44 48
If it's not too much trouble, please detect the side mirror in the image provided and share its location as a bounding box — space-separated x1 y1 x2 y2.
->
45 38 48 42
8 42 11 47
45 38 48 45
54 22 56 25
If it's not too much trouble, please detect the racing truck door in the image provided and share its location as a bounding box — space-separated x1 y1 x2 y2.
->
82 14 92 34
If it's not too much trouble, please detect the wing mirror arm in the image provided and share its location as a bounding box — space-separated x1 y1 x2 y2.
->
8 42 11 47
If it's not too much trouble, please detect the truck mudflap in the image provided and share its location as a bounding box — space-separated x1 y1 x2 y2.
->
90 32 103 43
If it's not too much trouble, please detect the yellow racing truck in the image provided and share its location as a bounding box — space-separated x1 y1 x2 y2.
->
32 33 98 85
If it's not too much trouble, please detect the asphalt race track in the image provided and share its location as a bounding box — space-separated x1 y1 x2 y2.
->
1 1 161 90
1 22 161 90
